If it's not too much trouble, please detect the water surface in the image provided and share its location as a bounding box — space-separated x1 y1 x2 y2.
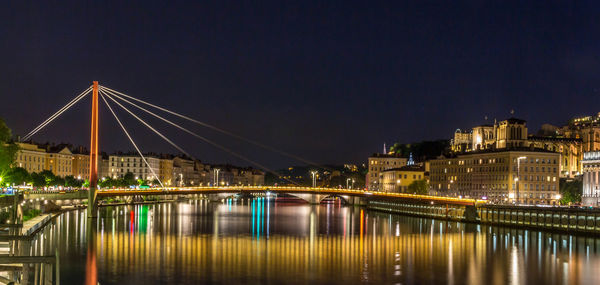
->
28 199 600 284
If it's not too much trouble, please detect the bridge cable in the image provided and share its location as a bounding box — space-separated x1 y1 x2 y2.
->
22 86 93 141
99 85 332 171
100 87 299 186
99 92 165 188
100 90 194 160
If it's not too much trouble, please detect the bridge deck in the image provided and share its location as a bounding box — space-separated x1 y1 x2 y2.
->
95 186 482 206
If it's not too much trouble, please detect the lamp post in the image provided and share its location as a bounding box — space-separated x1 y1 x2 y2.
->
346 178 351 189
311 171 317 187
179 173 183 187
214 169 220 186
352 179 355 189
515 156 527 204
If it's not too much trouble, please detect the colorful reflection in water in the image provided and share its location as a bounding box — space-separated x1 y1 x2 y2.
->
24 200 600 284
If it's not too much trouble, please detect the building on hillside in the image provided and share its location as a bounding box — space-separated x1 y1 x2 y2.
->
429 148 561 205
472 124 496 151
526 136 582 177
450 117 582 178
559 113 600 152
451 129 472 152
14 142 47 173
582 151 600 207
379 165 426 193
495 118 528 148
108 154 160 181
366 153 408 191
45 145 73 177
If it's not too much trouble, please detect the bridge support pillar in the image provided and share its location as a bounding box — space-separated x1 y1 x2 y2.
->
88 81 99 218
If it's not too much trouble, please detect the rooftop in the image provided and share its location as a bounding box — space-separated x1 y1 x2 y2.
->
369 153 406 158
381 165 425 172
442 147 556 158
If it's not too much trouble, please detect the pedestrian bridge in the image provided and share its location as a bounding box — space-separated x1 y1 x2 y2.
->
96 186 482 206
25 186 483 206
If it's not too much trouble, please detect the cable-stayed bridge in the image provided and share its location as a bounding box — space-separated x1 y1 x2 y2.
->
21 81 480 217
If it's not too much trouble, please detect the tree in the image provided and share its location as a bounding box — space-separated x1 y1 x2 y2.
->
407 179 429 195
30 172 46 187
559 178 582 205
39 170 56 186
122 172 136 186
0 118 17 173
5 167 30 186
389 140 450 161
64 175 84 187
98 177 115 188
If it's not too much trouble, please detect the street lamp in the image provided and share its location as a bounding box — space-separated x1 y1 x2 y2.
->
214 169 220 186
352 179 355 189
179 173 183 187
516 156 526 204
346 178 352 189
311 171 317 187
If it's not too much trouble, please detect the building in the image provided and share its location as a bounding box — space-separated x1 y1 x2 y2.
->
582 151 600 207
159 157 174 186
451 129 472 152
14 142 47 173
451 117 583 178
429 149 561 205
495 118 528 149
472 125 496 151
108 154 161 181
45 145 73 177
252 169 265 186
557 113 600 152
70 146 90 181
380 165 426 193
98 156 110 180
173 157 204 186
366 153 407 191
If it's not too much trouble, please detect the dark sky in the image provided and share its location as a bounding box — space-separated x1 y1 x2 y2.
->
2 1 600 169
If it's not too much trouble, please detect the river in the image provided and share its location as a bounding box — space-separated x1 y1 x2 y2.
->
23 199 600 284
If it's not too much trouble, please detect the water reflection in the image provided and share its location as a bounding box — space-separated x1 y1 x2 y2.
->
16 199 600 284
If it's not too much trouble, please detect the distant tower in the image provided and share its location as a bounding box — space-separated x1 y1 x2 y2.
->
407 152 415 166
383 143 387 154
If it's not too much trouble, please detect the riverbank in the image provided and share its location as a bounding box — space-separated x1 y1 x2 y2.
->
367 199 600 237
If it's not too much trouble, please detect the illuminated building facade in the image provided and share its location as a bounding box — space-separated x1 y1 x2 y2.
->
379 165 426 193
582 151 600 207
108 154 160 181
451 129 472 152
71 146 90 181
14 142 47 173
451 117 582 178
471 125 495 150
366 153 408 191
45 145 73 177
159 158 174 186
429 149 560 205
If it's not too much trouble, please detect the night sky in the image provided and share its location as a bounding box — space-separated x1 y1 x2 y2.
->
2 1 600 169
